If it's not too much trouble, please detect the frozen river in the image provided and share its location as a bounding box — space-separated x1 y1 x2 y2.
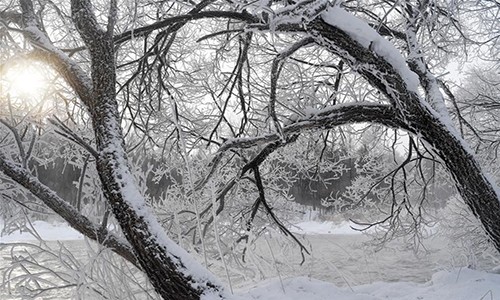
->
1 225 499 299
285 234 480 285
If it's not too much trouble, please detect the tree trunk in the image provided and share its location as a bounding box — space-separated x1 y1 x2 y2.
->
406 101 500 251
69 1 222 299
309 16 500 253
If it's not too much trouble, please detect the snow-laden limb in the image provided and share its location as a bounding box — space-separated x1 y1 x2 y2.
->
18 0 93 104
311 5 487 162
269 37 314 139
0 150 139 268
403 8 453 125
320 6 419 93
99 117 223 290
197 103 407 190
4 0 228 298
232 102 406 149
307 21 415 110
269 0 329 30
93 110 225 297
114 11 259 45
305 6 500 253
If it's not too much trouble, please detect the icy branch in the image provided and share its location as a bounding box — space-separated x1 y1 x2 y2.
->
0 150 139 268
403 7 452 124
269 37 314 138
114 11 259 45
200 103 407 189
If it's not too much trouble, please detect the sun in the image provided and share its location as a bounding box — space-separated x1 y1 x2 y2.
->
1 61 50 106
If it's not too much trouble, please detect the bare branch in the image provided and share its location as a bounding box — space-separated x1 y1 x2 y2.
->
0 119 27 167
269 37 314 137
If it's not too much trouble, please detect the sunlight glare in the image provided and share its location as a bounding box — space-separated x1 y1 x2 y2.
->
1 63 49 104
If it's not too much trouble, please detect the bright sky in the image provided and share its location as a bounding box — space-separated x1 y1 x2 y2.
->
1 61 50 106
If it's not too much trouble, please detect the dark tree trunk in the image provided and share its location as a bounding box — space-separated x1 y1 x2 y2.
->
68 1 222 299
406 100 500 251
309 17 500 252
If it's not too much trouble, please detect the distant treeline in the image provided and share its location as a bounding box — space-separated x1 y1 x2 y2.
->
32 149 452 214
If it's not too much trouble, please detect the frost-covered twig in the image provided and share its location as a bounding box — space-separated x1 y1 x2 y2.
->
0 119 27 167
252 166 309 260
404 5 452 123
269 37 314 138
48 117 98 159
114 11 259 45
19 0 93 104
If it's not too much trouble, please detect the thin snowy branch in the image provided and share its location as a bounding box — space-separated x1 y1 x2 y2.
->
252 165 310 258
0 119 27 167
47 117 99 159
0 151 140 268
114 11 259 45
269 37 314 137
404 6 452 123
18 0 93 104
198 103 406 194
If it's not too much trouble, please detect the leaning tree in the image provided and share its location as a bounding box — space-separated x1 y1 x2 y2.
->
0 0 499 299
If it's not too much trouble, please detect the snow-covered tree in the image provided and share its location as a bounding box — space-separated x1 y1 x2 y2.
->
1 0 499 299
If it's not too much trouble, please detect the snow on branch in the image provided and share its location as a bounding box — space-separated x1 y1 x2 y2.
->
269 0 329 29
114 11 259 45
269 37 314 138
198 103 408 190
320 6 419 92
306 6 478 160
403 9 453 125
48 117 99 159
304 5 500 252
18 0 93 103
68 1 224 295
0 151 139 268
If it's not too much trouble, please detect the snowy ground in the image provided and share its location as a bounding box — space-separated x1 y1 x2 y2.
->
2 220 500 299
0 220 83 242
228 268 500 300
290 220 363 235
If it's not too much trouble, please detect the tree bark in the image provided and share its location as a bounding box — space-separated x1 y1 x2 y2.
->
14 0 223 298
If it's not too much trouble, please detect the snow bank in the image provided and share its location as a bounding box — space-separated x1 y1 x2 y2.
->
290 220 362 235
232 277 375 300
3 221 499 300
216 268 500 300
0 220 83 242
